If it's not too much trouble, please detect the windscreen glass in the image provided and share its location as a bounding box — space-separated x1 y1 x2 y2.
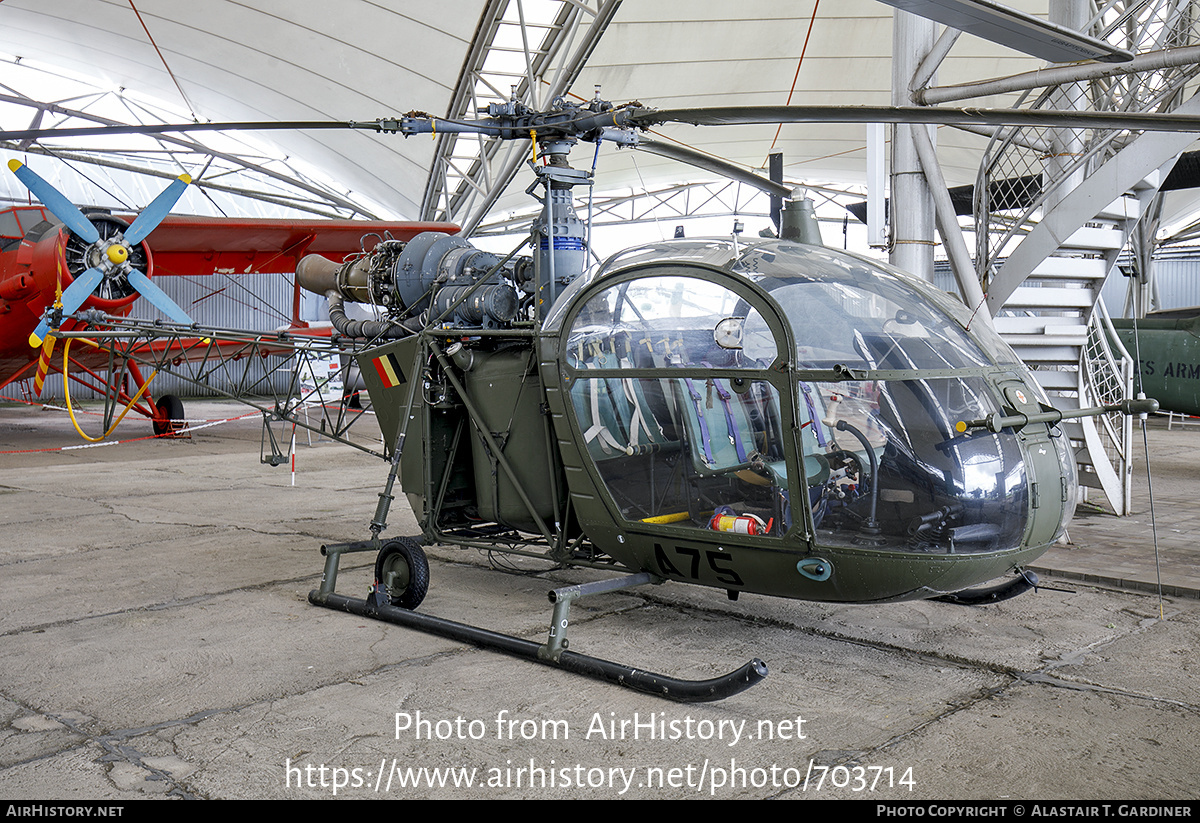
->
734 243 995 370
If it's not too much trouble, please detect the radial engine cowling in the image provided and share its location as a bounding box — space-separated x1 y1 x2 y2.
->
28 214 151 312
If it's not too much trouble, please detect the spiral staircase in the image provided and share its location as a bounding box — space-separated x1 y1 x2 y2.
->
973 0 1200 514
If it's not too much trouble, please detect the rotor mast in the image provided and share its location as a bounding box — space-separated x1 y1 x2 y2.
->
529 136 590 320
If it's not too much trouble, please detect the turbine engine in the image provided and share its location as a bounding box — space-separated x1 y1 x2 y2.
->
296 231 531 336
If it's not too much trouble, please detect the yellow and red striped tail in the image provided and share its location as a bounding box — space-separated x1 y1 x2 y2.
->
33 334 54 397
34 242 67 396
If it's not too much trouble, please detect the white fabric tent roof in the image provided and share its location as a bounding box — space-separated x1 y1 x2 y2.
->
569 1 1029 191
0 0 481 217
0 1 1193 232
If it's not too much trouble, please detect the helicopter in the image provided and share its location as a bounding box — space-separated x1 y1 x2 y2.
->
1108 310 1200 417
6 96 1171 703
272 94 1159 702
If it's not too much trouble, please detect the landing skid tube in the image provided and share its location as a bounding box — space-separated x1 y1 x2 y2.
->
930 570 1039 605
309 589 766 702
308 561 767 702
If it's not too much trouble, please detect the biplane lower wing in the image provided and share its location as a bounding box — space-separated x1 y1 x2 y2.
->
31 317 384 456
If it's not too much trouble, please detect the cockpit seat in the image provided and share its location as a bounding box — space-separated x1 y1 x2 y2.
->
568 336 677 460
675 375 756 476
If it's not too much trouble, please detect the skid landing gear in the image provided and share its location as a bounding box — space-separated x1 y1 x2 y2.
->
931 570 1039 605
308 539 767 702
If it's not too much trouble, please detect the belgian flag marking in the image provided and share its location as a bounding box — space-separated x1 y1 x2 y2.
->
372 351 406 388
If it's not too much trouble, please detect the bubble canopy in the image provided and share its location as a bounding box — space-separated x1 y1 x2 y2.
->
549 239 1073 563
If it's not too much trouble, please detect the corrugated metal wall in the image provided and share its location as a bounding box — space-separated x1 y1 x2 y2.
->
3 271 300 401
1099 249 1200 315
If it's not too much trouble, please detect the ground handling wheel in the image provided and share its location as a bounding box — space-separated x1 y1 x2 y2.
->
373 538 429 609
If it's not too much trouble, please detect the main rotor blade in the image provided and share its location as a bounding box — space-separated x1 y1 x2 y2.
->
8 160 101 244
124 173 192 245
629 105 1200 133
125 269 194 326
634 138 793 199
0 120 355 142
29 265 103 346
10 105 1200 144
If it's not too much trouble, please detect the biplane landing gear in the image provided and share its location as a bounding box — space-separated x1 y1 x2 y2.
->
308 540 767 703
373 538 429 609
152 394 185 437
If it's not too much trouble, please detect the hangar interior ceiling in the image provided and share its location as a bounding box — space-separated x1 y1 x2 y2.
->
4 0 1200 520
9 0 1196 242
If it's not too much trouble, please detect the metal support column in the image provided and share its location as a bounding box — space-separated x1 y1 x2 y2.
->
890 10 937 281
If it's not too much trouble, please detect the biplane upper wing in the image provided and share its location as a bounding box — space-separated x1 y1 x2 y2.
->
115 215 458 277
1 212 458 393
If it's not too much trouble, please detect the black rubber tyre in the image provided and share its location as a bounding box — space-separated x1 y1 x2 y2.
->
152 394 185 436
374 538 430 610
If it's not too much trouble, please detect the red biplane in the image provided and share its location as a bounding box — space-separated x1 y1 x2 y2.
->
0 161 454 439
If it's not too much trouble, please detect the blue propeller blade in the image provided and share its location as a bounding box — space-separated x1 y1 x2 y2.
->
126 268 194 326
14 163 197 346
124 173 191 245
8 160 101 245
28 266 104 346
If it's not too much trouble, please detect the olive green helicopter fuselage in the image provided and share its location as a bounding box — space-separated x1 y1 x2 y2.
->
360 237 1077 606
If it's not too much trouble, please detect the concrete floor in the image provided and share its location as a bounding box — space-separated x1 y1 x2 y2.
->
0 399 1197 800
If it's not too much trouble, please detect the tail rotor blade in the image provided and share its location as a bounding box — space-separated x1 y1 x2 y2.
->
126 268 194 326
28 265 104 346
8 160 101 245
124 174 192 245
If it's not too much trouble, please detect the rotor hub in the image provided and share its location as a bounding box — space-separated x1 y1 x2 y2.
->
104 243 129 266
63 215 147 303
